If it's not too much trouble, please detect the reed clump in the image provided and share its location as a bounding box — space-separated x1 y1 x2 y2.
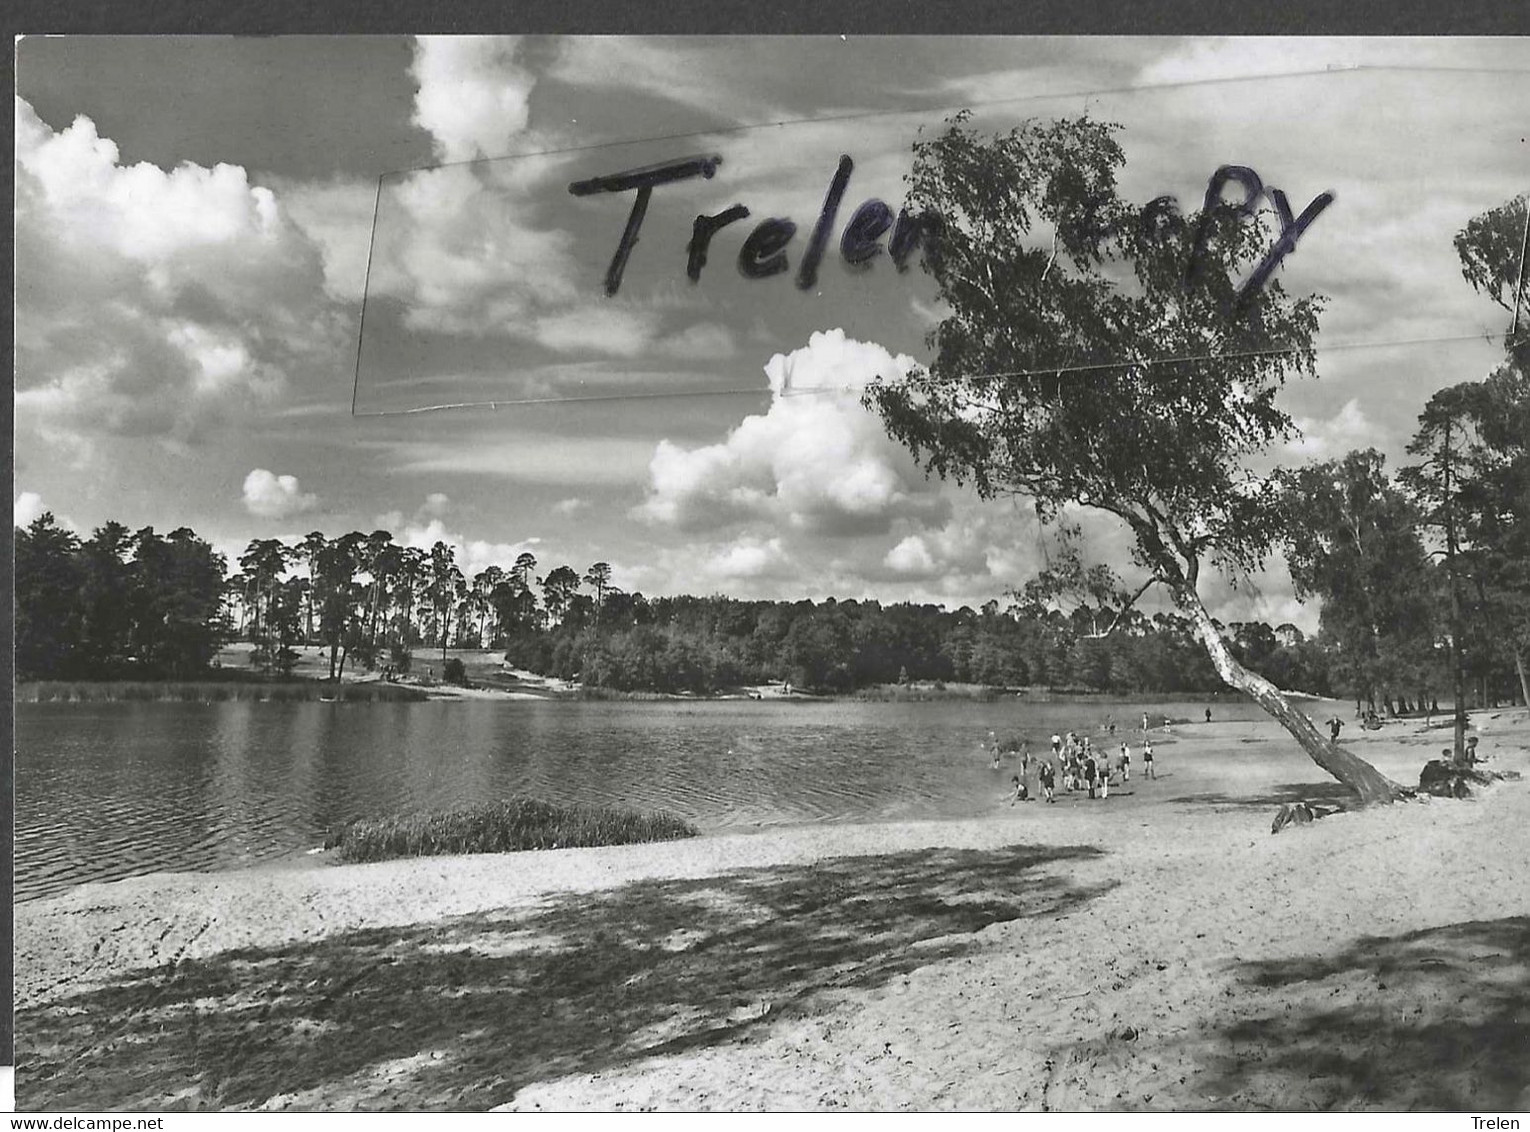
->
328 797 699 863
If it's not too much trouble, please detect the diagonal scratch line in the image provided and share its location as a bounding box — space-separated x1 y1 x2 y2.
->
350 331 1507 416
352 386 776 416
878 332 1506 386
348 63 1530 418
351 175 384 420
373 64 1530 178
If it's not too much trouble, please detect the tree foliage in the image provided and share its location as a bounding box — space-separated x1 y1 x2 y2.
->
1388 194 1530 718
19 511 1354 698
16 515 228 679
1282 450 1438 710
866 113 1322 586
862 112 1402 801
1454 193 1529 369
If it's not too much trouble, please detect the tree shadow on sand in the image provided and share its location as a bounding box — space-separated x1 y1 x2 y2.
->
1188 917 1529 1109
1167 781 1355 811
19 843 1110 1111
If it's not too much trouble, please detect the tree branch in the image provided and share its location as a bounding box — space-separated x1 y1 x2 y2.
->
1040 228 1060 286
1082 575 1167 639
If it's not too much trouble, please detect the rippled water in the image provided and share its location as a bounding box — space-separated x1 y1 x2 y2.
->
15 696 1272 901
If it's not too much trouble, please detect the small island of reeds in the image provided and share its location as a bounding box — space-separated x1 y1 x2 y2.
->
327 796 700 863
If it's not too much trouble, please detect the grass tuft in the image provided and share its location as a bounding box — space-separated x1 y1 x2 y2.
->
328 797 700 863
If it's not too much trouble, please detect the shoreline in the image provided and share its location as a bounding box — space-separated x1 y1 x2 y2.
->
15 710 1530 1111
17 672 1337 707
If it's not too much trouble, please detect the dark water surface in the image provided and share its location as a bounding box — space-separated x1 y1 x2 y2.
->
15 696 1274 901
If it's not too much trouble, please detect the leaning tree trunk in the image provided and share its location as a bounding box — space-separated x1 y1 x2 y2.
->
1515 648 1530 710
1176 586 1407 806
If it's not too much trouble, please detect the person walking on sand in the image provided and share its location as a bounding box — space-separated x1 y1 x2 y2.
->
1099 760 1109 799
1142 711 1150 735
1085 754 1098 799
1143 739 1155 779
1039 758 1056 803
1120 743 1131 782
1204 707 1212 724
1328 716 1344 743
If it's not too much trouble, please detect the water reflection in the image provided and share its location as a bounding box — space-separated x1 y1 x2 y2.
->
15 696 1272 900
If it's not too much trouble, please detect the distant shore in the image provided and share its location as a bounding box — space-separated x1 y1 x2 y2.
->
14 708 1528 1111
19 642 1328 707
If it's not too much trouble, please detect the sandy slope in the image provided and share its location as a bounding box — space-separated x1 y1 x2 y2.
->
13 711 1530 1112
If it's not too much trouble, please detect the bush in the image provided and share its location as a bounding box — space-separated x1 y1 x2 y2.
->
442 656 467 686
328 796 699 862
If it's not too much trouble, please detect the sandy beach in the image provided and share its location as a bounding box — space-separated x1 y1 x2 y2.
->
14 709 1530 1112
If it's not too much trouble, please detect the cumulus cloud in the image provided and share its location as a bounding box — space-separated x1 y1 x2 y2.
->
242 469 319 519
370 494 546 581
411 37 537 164
1198 552 1319 635
366 38 765 374
883 534 940 578
396 518 544 581
14 492 48 528
705 536 794 581
270 176 379 303
1284 398 1378 460
636 329 942 536
552 497 589 515
368 150 580 340
13 99 340 447
362 40 592 343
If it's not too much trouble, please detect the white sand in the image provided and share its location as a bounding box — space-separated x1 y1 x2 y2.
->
14 710 1530 1111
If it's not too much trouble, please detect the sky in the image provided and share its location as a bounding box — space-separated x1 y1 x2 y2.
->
13 36 1530 631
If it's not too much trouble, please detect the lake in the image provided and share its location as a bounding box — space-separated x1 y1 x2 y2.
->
14 695 1273 901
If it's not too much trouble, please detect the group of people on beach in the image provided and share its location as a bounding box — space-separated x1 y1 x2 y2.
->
992 722 1157 807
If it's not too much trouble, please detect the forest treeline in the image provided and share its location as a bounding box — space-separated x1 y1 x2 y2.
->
14 395 1529 709
11 511 1322 695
